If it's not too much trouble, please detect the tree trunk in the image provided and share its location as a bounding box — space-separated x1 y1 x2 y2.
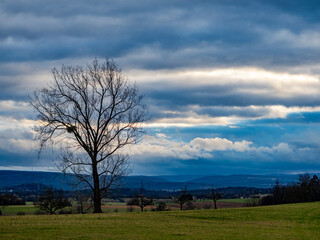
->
92 163 102 213
213 199 217 209
93 191 102 213
180 203 183 210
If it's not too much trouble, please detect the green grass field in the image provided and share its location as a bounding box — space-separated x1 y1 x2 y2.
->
218 198 249 203
1 205 36 215
1 202 320 239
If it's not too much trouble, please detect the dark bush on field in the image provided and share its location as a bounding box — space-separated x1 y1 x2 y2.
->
74 190 92 214
127 206 135 212
34 209 46 215
58 209 72 215
203 204 212 209
246 197 261 207
0 194 25 205
261 174 320 205
17 211 25 215
156 201 167 211
0 210 2 215
260 195 274 205
185 201 195 210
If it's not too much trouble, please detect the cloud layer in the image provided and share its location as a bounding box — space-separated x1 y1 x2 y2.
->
0 0 320 175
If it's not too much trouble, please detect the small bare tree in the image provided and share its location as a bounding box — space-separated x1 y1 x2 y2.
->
35 187 70 215
30 59 147 213
175 188 193 210
127 182 153 212
74 189 92 214
210 188 222 209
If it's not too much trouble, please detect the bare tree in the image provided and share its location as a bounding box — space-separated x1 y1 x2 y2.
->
35 187 70 215
74 189 92 214
210 188 221 209
175 188 193 210
127 182 153 212
30 59 147 213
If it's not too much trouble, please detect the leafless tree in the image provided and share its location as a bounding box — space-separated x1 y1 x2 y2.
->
175 188 193 210
35 187 70 215
210 188 221 209
127 182 153 212
74 189 92 214
30 59 147 213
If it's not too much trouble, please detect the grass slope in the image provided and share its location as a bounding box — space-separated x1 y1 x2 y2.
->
1 202 320 239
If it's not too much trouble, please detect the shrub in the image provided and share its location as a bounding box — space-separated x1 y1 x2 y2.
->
185 201 195 210
58 209 72 214
34 210 46 215
156 201 167 211
17 211 25 215
127 206 135 212
0 194 25 205
203 204 212 209
246 198 261 207
261 195 274 205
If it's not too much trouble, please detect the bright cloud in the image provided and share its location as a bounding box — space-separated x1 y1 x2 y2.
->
130 135 292 160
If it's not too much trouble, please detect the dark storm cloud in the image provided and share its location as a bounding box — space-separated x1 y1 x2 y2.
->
140 80 320 122
132 147 320 176
143 83 320 108
249 112 320 125
1 0 320 68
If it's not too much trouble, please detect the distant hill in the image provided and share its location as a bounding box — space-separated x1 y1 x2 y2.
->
0 170 74 190
0 170 314 191
188 174 298 188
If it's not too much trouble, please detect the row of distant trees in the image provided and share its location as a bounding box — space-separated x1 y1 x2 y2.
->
0 187 221 215
127 187 222 212
0 194 25 206
261 174 320 205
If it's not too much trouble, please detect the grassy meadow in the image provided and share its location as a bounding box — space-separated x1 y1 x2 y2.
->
0 199 248 216
1 202 320 239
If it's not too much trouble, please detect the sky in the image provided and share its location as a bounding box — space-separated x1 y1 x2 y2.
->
1 0 320 176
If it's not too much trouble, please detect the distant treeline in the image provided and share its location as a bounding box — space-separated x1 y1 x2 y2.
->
262 174 320 205
1 182 271 202
0 194 25 205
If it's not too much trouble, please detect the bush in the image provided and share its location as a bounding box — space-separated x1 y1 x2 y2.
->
17 211 25 215
0 194 25 205
185 201 195 210
58 209 72 214
261 195 274 205
34 210 46 215
156 201 167 211
0 210 2 215
127 206 135 212
203 204 212 209
246 198 261 207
